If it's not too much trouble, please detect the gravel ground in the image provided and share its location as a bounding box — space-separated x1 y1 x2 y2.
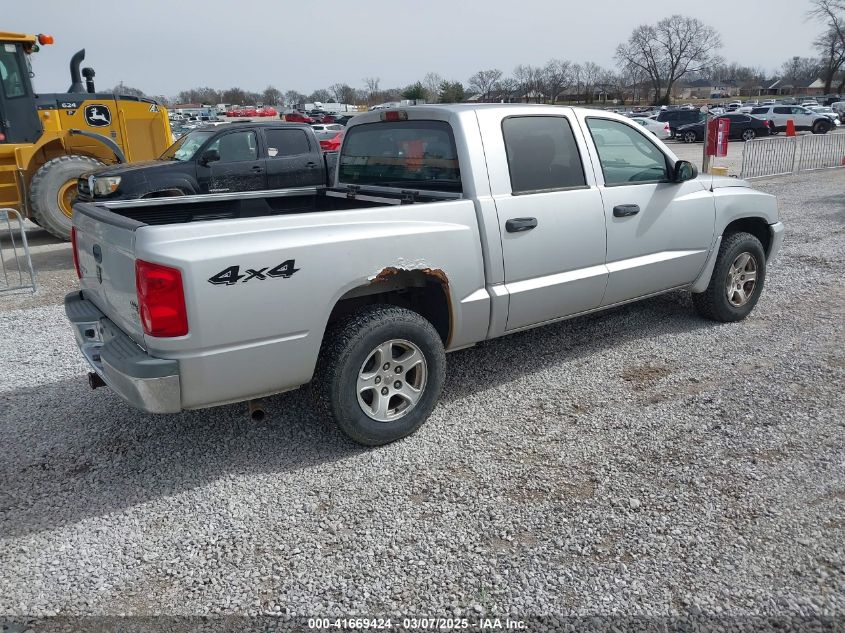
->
1 170 844 630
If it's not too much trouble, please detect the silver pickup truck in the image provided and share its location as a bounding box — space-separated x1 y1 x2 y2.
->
66 104 784 445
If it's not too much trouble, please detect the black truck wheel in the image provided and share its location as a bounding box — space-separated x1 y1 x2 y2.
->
692 231 767 322
29 155 104 241
317 305 446 446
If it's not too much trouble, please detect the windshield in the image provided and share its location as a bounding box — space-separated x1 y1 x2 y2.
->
159 129 216 161
338 120 461 192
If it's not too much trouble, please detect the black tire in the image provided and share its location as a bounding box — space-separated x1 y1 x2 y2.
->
29 155 104 241
315 305 446 446
683 131 697 143
812 120 830 134
692 231 767 322
741 128 756 141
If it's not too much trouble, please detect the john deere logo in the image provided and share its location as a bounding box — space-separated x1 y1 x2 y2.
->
84 105 111 127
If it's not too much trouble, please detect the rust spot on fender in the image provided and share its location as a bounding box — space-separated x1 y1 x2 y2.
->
371 267 453 347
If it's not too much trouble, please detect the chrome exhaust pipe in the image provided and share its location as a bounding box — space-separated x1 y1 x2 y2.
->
247 399 266 422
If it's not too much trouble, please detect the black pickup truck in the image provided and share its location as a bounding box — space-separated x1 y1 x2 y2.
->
77 121 337 202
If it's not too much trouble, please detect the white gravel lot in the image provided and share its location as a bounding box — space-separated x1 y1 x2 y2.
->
0 170 843 631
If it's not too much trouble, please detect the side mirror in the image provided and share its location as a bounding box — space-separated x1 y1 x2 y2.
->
200 148 220 165
673 160 697 183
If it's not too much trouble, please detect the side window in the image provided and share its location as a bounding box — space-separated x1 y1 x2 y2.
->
206 131 258 163
501 116 586 194
0 47 26 98
264 128 310 157
773 107 790 115
586 118 669 186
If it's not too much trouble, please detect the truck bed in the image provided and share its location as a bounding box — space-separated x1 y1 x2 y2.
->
83 186 460 226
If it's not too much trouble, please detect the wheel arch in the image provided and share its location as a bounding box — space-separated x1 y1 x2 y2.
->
326 268 453 347
723 216 772 256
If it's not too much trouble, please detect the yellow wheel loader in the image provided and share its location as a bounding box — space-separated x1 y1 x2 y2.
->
0 31 172 240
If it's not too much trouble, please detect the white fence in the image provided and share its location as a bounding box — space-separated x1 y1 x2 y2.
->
740 133 845 179
0 208 37 295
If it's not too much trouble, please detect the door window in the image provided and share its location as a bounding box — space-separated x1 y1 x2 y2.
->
0 46 26 98
773 107 791 115
264 128 310 157
501 116 586 194
586 118 669 185
207 131 258 162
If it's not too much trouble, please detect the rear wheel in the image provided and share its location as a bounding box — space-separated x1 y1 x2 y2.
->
683 131 698 143
316 305 446 446
741 128 756 141
29 155 104 241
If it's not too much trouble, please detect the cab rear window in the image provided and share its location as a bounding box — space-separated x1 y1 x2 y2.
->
338 120 461 192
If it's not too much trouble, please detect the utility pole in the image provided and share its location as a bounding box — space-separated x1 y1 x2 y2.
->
701 105 711 174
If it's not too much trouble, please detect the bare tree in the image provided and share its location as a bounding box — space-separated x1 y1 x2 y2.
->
329 83 356 103
615 14 723 105
542 59 570 103
422 72 444 102
513 65 543 102
497 76 519 102
309 89 332 103
468 69 503 102
809 0 845 91
261 85 282 106
284 90 307 107
581 62 605 103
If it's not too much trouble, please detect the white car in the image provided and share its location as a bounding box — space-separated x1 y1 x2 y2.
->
749 105 835 134
632 116 672 139
807 106 841 126
800 100 820 107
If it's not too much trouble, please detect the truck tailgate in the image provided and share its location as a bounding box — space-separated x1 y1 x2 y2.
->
73 204 147 345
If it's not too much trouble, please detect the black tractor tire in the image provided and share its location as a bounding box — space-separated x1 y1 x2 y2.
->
315 304 446 446
812 120 830 134
29 155 104 241
692 231 767 322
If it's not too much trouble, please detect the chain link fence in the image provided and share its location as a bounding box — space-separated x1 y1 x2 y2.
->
0 208 37 295
740 133 845 179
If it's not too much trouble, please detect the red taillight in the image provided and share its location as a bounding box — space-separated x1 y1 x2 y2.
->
320 132 343 152
135 260 188 337
71 227 82 279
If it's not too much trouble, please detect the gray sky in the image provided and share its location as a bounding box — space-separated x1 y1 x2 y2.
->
9 0 820 98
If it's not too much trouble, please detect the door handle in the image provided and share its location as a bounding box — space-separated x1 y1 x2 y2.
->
505 217 538 233
613 204 640 218
251 166 263 172
306 161 318 169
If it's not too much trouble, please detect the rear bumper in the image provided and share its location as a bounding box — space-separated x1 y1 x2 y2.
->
64 291 182 413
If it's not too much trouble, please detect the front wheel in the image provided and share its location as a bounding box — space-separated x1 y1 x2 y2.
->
29 155 104 240
316 305 446 446
742 128 756 141
692 232 767 322
812 121 830 134
683 131 698 143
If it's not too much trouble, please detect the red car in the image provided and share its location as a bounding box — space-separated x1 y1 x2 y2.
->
319 130 344 152
240 106 259 117
258 106 278 117
283 111 314 124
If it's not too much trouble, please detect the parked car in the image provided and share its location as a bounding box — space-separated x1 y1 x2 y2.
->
319 130 344 151
800 100 820 107
761 99 776 106
283 111 315 124
76 122 337 203
333 115 355 126
654 108 705 137
807 105 841 126
676 113 771 143
257 106 278 117
67 105 783 446
831 101 845 116
632 116 671 139
749 105 834 134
